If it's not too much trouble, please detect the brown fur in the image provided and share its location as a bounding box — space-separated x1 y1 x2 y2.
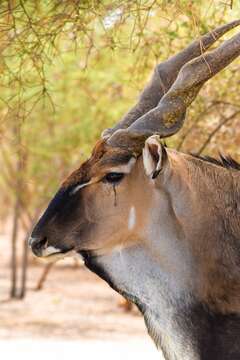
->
184 155 240 314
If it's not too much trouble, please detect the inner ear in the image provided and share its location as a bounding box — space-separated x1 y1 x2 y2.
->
143 135 167 179
149 143 160 163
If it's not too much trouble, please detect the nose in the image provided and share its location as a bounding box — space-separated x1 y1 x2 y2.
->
28 236 48 257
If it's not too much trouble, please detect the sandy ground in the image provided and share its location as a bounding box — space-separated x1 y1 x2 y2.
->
0 225 163 359
0 339 160 360
0 264 149 341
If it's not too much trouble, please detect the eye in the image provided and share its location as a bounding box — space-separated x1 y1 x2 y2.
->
104 172 125 184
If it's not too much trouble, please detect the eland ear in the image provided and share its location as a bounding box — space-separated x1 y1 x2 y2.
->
143 135 168 179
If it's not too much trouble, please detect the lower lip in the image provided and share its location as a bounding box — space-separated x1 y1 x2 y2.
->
42 249 83 263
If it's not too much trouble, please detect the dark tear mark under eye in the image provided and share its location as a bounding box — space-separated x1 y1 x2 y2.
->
113 185 117 207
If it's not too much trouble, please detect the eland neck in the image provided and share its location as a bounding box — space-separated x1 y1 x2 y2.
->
86 151 240 360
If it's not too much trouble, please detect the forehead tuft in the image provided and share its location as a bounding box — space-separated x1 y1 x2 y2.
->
62 140 134 190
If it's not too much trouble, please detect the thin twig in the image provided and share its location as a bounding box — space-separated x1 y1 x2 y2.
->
197 110 240 155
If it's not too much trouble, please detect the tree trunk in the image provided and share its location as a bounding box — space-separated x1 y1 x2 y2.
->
18 231 29 299
10 111 23 299
19 210 41 299
10 197 20 298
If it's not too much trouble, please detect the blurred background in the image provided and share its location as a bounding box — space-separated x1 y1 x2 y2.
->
0 1 240 359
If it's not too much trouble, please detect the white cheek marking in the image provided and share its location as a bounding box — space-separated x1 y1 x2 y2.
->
128 206 136 230
70 181 91 195
113 244 123 253
42 246 61 257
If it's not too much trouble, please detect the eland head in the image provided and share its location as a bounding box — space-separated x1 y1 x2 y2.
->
29 21 240 360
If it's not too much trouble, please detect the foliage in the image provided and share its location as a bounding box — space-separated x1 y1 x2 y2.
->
0 0 240 219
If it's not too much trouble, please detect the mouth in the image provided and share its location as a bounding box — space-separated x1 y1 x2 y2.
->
39 247 83 263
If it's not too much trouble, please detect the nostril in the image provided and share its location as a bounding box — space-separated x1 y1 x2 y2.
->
34 236 48 250
30 236 48 256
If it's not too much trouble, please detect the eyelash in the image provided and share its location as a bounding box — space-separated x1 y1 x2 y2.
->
103 172 125 184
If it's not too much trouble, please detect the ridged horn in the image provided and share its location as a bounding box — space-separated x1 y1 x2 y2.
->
107 21 240 151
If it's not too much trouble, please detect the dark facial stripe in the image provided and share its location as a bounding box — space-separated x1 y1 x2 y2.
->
32 188 70 234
